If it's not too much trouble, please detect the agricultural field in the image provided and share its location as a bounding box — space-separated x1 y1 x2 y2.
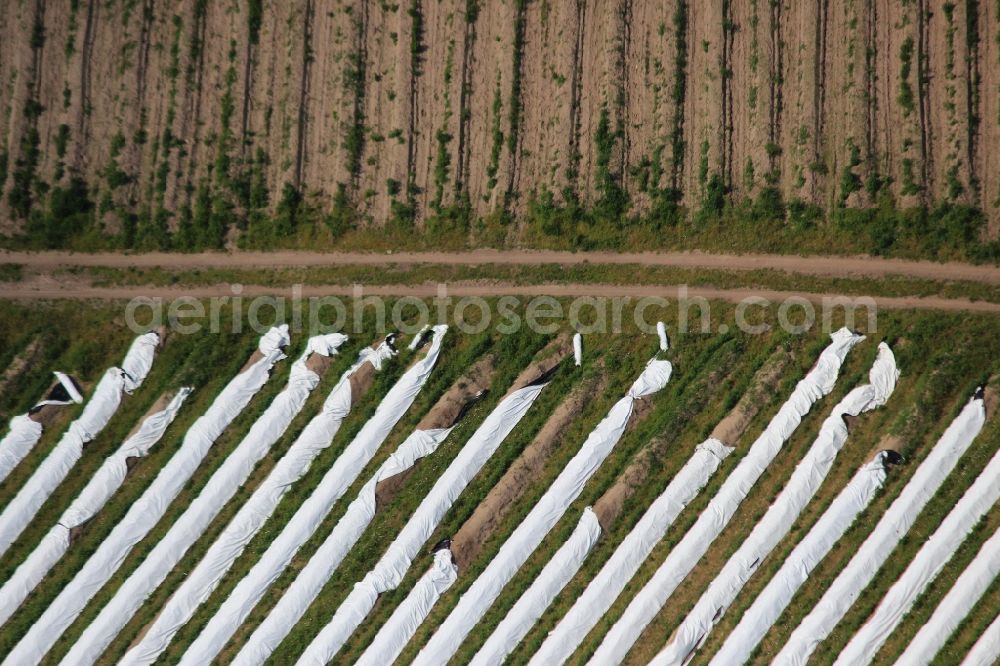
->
0 293 996 665
2 1 1000 260
0 0 999 664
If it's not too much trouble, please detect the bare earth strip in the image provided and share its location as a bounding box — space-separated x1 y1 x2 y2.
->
1 280 998 313
1 250 998 285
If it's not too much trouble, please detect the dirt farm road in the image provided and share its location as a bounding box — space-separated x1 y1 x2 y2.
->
1 250 999 312
2 249 999 284
2 281 999 314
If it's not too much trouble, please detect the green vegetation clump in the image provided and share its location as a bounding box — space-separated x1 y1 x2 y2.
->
839 139 863 206
898 37 916 116
247 0 263 45
8 101 44 219
23 178 93 249
485 78 504 194
4 175 999 263
594 107 626 219
343 41 366 180
507 1 527 158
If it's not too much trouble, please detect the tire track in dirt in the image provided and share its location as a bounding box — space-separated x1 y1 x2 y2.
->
123 0 156 208
618 0 633 186
566 0 587 200
827 0 868 207
350 1 368 190
668 0 688 190
4 279 999 313
780 1 821 202
767 0 783 181
965 0 982 199
730 0 765 198
179 0 208 212
917 0 934 198
405 0 422 200
411 0 461 216
577 2 624 207
5 248 998 283
36 0 80 188
461 1 515 212
455 2 477 195
292 0 314 189
504 0 528 203
2 0 47 220
720 0 735 190
514 0 580 211
134 0 155 110
682 0 724 208
813 0 830 201
28 0 44 129
927 0 971 205
74 0 98 169
239 1 258 153
159 4 188 213
882 0 919 207
980 0 1000 237
134 2 176 218
617 0 679 212
864 0 878 180
300 1 358 197
173 0 250 221
245 3 281 212
355 3 409 222
0 6 16 168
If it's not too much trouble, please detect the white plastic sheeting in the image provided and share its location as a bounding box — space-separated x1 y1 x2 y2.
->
657 322 669 351
0 373 84 483
961 612 1000 666
179 327 448 666
234 375 550 666
774 391 988 666
148 424 445 665
78 330 158 396
119 333 160 391
2 327 289 666
408 325 431 350
530 439 733 666
187 427 449 666
355 549 459 666
410 358 673 666
51 371 86 404
56 387 190 531
574 333 583 367
710 451 893 666
650 344 898 666
589 328 864 666
0 389 191 627
471 507 602 665
897 525 1000 665
834 439 1000 666
120 338 412 666
0 416 44 484
0 332 159 556
59 332 345 666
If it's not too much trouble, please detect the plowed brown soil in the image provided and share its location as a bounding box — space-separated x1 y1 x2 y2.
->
3 1 999 235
